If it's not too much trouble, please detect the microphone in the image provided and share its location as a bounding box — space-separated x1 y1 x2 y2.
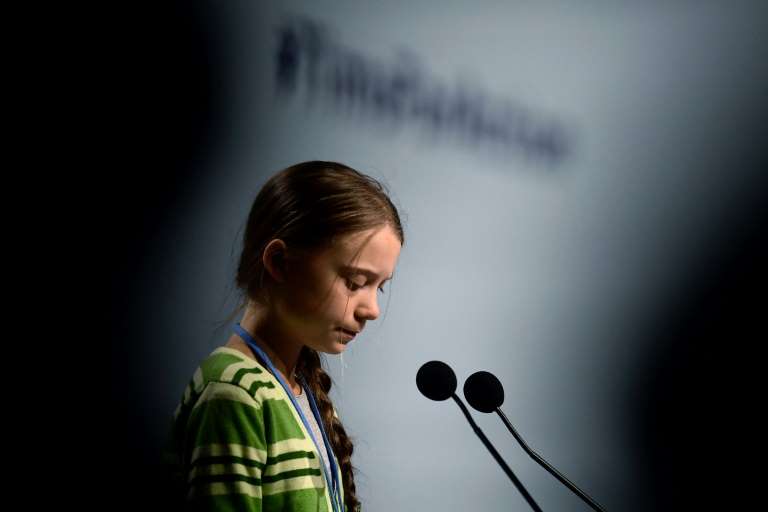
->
416 360 457 401
464 371 607 512
416 361 543 512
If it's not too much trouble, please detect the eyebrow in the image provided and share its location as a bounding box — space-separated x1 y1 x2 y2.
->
342 265 393 282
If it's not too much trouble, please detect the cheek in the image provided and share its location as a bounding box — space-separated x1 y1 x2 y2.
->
313 280 352 322
294 276 347 319
287 265 325 308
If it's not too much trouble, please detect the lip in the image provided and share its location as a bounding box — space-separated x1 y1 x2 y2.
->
337 328 357 341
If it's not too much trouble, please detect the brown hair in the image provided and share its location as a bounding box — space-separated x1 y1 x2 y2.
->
226 160 404 511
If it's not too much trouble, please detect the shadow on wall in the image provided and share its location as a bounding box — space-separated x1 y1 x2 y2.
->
630 173 767 510
108 3 235 511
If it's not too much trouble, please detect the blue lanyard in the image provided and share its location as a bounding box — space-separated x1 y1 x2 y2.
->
233 323 343 512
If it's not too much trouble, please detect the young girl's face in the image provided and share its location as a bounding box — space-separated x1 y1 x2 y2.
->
279 224 402 354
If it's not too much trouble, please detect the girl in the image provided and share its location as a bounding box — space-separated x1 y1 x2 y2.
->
166 161 404 511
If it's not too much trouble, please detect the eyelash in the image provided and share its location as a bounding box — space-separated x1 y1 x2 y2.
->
346 279 386 294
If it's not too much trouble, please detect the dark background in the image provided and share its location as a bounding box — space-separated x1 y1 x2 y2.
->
107 3 766 510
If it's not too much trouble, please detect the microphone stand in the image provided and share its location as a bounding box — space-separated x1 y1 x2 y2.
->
451 395 543 512
496 408 606 512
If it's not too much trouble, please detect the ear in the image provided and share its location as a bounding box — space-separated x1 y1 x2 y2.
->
262 238 289 284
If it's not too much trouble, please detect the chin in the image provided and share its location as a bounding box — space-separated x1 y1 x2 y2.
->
309 341 348 355
326 343 348 355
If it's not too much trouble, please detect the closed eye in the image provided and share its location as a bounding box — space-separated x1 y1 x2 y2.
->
345 278 386 294
345 278 363 292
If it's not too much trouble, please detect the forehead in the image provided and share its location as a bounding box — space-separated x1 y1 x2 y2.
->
329 226 401 277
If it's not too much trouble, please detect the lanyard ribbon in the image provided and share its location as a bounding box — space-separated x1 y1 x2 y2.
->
233 323 343 512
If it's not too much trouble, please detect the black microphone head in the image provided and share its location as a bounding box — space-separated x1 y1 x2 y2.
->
463 370 504 413
416 360 457 401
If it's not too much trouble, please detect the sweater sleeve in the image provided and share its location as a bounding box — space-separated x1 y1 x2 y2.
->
183 381 267 511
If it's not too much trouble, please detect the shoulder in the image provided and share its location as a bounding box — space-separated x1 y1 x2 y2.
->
197 347 284 404
175 347 284 421
175 349 282 451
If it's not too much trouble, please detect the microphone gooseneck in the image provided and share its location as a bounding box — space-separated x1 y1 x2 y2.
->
450 395 544 512
464 370 607 512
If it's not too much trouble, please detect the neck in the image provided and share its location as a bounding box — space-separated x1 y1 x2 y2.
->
228 302 304 394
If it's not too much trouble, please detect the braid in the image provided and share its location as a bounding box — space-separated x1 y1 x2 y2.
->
296 346 361 512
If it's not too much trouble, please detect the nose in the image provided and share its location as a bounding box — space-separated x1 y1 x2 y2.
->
355 288 380 322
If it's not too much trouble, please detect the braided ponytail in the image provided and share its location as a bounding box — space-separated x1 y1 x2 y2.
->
296 346 360 512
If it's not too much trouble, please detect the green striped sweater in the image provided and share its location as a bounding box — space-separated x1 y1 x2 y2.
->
164 346 348 511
